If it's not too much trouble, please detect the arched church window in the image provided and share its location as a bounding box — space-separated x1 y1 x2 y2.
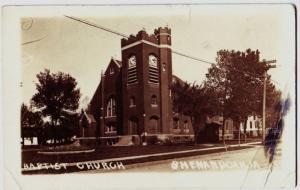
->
106 97 116 117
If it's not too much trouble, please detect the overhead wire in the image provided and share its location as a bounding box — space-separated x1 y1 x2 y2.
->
63 15 280 86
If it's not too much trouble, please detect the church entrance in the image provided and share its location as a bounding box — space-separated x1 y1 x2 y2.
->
148 116 160 134
128 117 138 135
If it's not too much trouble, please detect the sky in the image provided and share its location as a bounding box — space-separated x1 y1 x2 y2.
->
21 4 295 108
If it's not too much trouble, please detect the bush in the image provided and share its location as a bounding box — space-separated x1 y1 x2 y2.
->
145 136 158 145
156 135 172 145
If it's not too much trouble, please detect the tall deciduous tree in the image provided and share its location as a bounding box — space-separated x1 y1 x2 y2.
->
204 49 281 141
31 69 80 143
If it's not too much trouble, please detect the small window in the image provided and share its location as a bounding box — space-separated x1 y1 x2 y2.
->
129 97 136 107
162 63 166 72
109 67 114 74
151 95 157 106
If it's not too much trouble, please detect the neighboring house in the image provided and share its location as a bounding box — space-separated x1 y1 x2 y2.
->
21 125 41 146
222 118 235 140
199 116 235 143
79 110 97 138
239 115 262 137
21 128 39 145
84 27 194 145
171 112 194 143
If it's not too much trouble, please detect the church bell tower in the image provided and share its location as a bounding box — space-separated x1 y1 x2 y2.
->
121 27 173 136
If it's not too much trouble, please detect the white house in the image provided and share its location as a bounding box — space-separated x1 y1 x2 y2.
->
239 115 262 137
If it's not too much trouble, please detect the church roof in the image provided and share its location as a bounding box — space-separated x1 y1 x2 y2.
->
112 58 122 68
172 75 187 86
80 110 96 124
86 113 96 123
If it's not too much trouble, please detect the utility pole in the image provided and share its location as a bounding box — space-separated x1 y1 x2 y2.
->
262 60 276 144
262 71 267 143
100 70 105 144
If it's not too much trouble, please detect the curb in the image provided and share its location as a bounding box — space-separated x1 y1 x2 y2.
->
37 149 95 155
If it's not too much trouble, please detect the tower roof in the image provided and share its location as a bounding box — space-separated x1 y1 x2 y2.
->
121 27 171 47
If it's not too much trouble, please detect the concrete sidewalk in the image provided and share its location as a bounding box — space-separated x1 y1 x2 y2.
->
80 144 264 173
22 141 261 173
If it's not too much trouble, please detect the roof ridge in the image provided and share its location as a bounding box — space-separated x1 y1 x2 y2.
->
111 57 122 68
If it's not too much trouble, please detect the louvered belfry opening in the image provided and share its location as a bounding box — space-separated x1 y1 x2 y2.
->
127 55 138 85
149 55 159 83
127 66 137 84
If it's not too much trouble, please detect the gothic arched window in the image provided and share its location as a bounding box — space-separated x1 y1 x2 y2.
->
106 97 116 117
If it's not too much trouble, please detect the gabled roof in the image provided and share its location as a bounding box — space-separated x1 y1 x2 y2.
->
172 75 187 86
206 115 223 125
112 57 122 68
81 110 96 124
86 113 96 123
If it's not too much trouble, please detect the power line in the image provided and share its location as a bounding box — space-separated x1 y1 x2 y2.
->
64 15 279 85
64 15 129 39
172 50 215 65
64 15 215 65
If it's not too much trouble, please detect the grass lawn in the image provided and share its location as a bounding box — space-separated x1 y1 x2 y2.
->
22 144 211 164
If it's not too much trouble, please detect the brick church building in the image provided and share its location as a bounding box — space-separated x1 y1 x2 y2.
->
80 27 194 145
